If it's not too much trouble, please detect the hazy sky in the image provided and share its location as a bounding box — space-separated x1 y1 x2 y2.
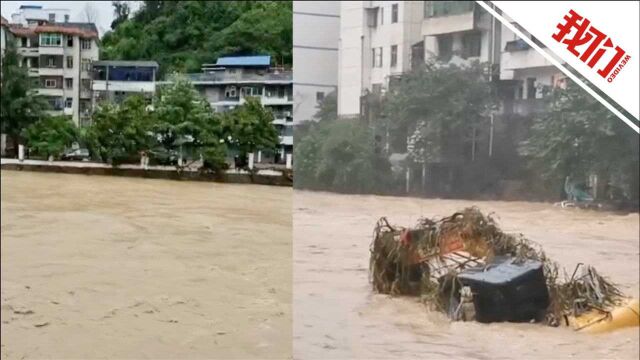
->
0 1 141 35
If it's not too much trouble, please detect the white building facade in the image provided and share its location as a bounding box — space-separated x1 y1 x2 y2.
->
293 1 340 123
10 4 71 26
338 1 563 119
9 21 99 126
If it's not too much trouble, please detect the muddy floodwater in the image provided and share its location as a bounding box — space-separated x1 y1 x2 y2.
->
1 171 292 359
293 190 639 360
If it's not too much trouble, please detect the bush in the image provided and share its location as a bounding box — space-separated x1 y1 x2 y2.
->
294 119 393 193
22 116 78 159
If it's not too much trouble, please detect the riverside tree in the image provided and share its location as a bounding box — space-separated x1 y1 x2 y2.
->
22 116 78 160
153 75 227 171
382 60 497 163
84 95 155 164
520 80 640 201
0 40 50 154
294 119 393 193
220 96 279 166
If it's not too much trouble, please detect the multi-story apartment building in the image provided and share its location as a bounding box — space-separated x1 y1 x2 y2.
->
499 21 565 117
6 7 99 126
338 1 501 117
293 1 340 123
10 23 99 125
91 60 159 112
11 4 71 25
181 56 294 166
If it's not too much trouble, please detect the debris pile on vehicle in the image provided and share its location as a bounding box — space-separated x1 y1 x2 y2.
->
369 207 636 330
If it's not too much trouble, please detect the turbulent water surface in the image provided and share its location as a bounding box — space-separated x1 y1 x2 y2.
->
293 190 640 360
1 171 292 359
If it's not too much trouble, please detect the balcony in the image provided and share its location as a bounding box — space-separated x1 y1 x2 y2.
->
422 1 476 36
18 47 39 57
28 68 39 77
36 88 64 97
261 96 294 106
184 70 292 85
38 46 64 56
501 48 554 71
63 107 74 116
92 80 155 93
38 67 64 76
278 136 293 146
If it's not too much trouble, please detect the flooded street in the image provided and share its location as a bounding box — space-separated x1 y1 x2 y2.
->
1 171 292 359
293 190 639 360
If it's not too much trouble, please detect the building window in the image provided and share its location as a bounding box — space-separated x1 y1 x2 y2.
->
65 98 73 108
390 45 398 67
462 31 481 59
81 39 92 50
526 78 536 100
40 33 62 47
391 4 398 23
64 14 70 23
44 79 57 88
316 92 325 102
225 85 237 98
81 79 91 91
374 47 383 67
47 57 55 67
425 1 474 18
65 56 73 68
65 78 73 89
67 36 73 47
81 59 91 71
21 37 27 47
372 83 382 94
49 13 56 22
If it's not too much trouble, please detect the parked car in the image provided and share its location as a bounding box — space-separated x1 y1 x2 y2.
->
61 148 90 161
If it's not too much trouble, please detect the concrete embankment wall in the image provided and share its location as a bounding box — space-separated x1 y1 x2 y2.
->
1 162 293 187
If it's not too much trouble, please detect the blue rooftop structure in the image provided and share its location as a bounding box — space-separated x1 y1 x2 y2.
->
215 55 271 67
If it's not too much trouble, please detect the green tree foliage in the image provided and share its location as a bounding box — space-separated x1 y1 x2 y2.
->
520 80 639 200
294 119 393 193
382 61 497 162
220 97 279 159
110 1 131 30
0 40 50 151
101 1 292 75
153 75 226 170
22 116 78 159
313 90 337 122
84 95 154 164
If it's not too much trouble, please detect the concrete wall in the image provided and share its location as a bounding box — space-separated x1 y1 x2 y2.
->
293 1 340 123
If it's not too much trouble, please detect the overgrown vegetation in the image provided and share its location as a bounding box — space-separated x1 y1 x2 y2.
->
84 95 154 165
22 116 78 159
294 118 393 193
295 60 638 204
520 81 640 201
101 1 292 76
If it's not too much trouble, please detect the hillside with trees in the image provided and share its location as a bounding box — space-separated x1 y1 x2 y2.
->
101 1 292 76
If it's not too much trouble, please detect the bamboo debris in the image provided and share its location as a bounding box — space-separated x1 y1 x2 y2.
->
369 207 626 322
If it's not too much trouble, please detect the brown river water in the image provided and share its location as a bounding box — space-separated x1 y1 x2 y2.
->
293 190 639 360
2 171 638 359
1 171 292 359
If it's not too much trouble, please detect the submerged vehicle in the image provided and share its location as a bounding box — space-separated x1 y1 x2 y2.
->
369 208 639 333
